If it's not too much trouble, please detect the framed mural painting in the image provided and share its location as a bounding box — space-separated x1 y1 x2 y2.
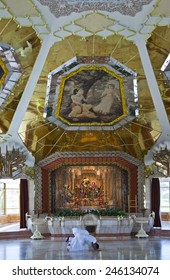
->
56 66 127 126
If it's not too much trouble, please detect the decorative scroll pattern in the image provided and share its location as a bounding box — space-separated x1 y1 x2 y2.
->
38 151 142 167
137 164 145 211
34 165 43 211
37 0 153 17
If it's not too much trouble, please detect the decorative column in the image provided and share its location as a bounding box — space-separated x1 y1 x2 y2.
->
34 165 43 212
135 35 170 162
8 34 56 134
145 178 151 211
135 36 169 130
137 164 145 212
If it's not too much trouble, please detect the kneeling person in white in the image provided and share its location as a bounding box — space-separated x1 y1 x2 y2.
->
67 227 99 251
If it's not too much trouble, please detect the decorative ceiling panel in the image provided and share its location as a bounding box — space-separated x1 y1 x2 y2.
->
151 0 170 17
44 56 138 130
0 42 22 106
3 0 38 17
37 0 153 17
1 0 169 170
0 18 41 136
74 13 115 33
0 57 8 86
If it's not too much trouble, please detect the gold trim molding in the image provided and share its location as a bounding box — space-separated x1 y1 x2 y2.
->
56 65 127 127
0 58 8 87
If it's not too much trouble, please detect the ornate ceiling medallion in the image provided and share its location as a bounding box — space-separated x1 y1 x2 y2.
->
44 56 138 130
37 0 153 17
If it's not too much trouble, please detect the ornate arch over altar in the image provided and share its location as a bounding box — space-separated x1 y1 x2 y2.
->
35 151 145 214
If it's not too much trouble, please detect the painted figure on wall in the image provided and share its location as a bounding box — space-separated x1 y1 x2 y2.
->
58 68 124 124
68 88 96 119
93 80 120 115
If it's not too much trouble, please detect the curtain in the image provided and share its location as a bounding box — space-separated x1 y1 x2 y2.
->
20 179 29 228
50 170 57 214
151 178 161 227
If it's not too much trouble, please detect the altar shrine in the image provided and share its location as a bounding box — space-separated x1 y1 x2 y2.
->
51 164 129 212
61 178 106 208
35 151 144 215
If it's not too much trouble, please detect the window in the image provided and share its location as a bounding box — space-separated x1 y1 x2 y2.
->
0 179 20 215
160 179 170 212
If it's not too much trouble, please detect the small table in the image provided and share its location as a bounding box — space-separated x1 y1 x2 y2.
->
30 219 45 240
135 218 149 238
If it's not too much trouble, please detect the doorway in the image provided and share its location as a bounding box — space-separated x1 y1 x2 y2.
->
0 179 20 225
159 178 170 229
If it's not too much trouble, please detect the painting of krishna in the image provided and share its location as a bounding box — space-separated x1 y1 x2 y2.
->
56 66 126 125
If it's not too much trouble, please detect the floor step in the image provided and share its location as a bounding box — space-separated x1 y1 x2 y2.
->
149 229 170 236
0 230 32 240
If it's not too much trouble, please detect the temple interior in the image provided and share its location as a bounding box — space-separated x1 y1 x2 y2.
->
1 0 170 261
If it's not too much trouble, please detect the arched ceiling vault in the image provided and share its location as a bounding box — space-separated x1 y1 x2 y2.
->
0 0 170 177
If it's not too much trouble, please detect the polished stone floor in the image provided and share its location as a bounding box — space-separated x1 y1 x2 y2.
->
0 236 170 260
0 222 170 260
1 221 170 231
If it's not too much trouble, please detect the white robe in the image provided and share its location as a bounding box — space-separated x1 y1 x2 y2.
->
93 85 115 115
72 227 89 236
67 227 97 251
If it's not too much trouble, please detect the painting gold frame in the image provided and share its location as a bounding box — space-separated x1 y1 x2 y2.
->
56 65 127 127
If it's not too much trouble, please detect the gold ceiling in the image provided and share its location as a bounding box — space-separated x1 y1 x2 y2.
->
0 0 170 173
